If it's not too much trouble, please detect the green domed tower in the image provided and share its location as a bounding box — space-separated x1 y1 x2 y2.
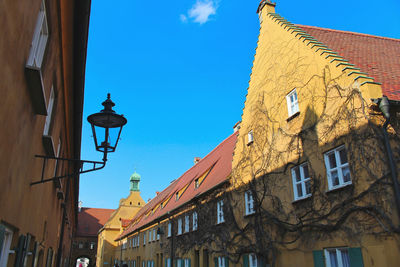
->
130 171 141 191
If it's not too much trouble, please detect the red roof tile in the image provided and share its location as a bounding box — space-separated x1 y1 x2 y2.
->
121 219 131 228
298 25 400 100
117 133 237 240
76 207 115 237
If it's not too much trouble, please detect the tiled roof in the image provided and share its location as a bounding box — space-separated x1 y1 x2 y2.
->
76 207 115 237
298 25 400 100
116 133 237 240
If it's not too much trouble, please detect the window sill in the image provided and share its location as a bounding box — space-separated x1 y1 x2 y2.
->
244 211 256 218
326 183 353 194
287 111 300 122
292 195 312 204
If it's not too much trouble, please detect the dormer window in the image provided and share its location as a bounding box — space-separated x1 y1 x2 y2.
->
194 179 199 188
176 192 179 201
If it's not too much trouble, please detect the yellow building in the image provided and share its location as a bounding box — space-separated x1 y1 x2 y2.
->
98 1 400 267
0 0 90 266
230 1 400 267
97 172 145 267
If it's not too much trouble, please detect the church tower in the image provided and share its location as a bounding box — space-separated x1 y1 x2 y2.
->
130 171 141 191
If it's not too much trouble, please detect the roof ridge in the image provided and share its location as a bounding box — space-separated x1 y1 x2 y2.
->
296 24 400 43
81 207 115 211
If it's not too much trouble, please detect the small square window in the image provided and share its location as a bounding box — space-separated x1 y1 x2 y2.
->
324 146 351 190
247 130 254 145
245 190 255 215
286 89 299 117
291 162 312 200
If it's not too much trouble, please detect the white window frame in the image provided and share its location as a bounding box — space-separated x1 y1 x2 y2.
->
27 0 48 69
245 190 255 215
324 145 351 190
184 259 190 267
324 247 350 267
192 211 198 231
153 229 156 241
143 232 146 245
184 215 190 233
249 254 257 267
286 89 299 117
247 130 254 145
43 86 55 136
291 162 312 200
217 200 224 224
177 218 182 235
217 257 225 267
167 222 172 237
0 225 13 267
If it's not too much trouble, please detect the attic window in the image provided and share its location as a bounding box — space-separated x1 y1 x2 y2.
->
247 130 254 145
176 192 179 201
160 203 164 209
194 179 199 188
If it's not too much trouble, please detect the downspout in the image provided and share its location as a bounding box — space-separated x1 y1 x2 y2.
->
377 96 400 222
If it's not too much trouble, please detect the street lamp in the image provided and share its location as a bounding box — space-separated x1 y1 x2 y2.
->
88 93 127 161
31 93 127 185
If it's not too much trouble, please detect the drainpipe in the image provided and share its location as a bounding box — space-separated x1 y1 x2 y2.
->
377 96 400 222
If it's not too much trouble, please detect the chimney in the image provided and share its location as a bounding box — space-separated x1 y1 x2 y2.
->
194 157 201 165
257 0 276 14
233 121 241 133
78 201 83 212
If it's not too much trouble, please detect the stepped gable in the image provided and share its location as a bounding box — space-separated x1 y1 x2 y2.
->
76 207 115 237
298 25 400 101
117 133 237 240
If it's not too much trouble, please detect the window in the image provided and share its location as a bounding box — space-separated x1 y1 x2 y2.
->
43 86 55 136
166 258 171 267
291 163 312 200
78 242 83 249
176 192 179 201
142 261 145 267
0 224 13 267
217 200 224 224
153 229 156 241
167 222 172 237
90 242 95 250
324 248 350 267
27 0 48 69
248 130 254 145
194 179 199 188
217 257 226 267
148 231 151 242
192 211 198 231
324 146 351 190
286 89 299 117
177 219 182 235
143 232 146 245
245 190 255 215
184 215 190 233
249 254 257 267
184 259 190 267
177 259 182 267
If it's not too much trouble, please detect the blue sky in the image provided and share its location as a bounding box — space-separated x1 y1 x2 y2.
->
79 0 400 209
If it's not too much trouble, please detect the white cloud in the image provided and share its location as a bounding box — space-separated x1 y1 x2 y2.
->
180 14 188 23
183 0 218 25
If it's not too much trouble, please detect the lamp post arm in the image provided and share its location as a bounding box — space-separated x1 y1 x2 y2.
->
30 155 106 185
